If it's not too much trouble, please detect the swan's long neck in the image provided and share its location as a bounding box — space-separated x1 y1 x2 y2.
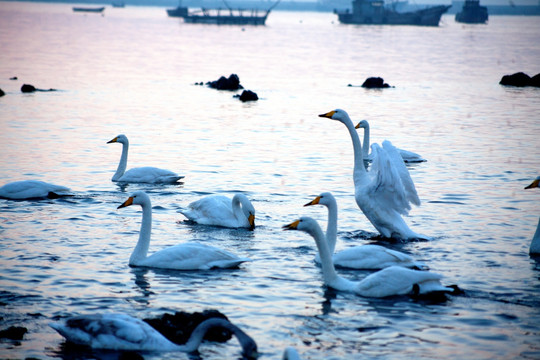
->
113 141 129 181
178 318 257 355
530 217 540 254
362 123 370 158
326 201 338 255
341 116 367 179
129 201 152 265
309 223 340 286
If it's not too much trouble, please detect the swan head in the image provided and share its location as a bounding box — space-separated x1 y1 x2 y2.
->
107 134 129 145
355 120 369 129
525 176 540 189
117 190 150 209
304 192 335 208
318 109 351 123
282 217 319 235
235 194 256 230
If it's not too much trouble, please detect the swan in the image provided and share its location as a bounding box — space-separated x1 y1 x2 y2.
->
355 120 426 163
117 191 250 270
319 109 427 240
304 192 426 269
283 346 302 360
107 134 184 184
180 194 256 230
50 314 258 356
0 180 70 200
525 176 540 254
283 217 457 297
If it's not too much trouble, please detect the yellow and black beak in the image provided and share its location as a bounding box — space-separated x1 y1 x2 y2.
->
525 178 540 189
318 110 336 119
248 213 255 231
304 196 321 207
282 219 300 231
354 122 361 129
117 196 134 209
107 137 118 144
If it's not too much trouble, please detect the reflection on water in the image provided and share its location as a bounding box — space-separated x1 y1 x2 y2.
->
1 3 540 360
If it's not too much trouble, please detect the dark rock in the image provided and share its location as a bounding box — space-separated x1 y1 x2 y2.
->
0 326 27 340
0 88 4 97
143 310 232 345
207 74 243 90
236 90 258 102
21 84 36 93
9 76 18 80
530 73 540 88
499 72 532 87
361 77 391 88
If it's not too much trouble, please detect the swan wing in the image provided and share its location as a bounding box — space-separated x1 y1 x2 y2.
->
333 244 415 269
140 242 249 270
181 195 247 228
49 313 175 350
398 148 426 163
0 180 70 199
118 167 183 184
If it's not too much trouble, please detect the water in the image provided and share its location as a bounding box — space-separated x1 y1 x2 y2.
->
1 2 540 359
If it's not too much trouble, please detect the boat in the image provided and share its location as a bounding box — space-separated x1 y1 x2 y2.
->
168 0 280 25
72 6 105 13
334 0 451 26
455 0 488 23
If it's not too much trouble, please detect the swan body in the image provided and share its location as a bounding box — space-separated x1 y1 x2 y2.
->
50 314 258 356
0 180 70 200
319 109 426 240
118 191 250 270
355 120 426 163
180 194 256 230
283 217 454 297
305 192 426 269
107 134 184 184
283 346 302 360
525 176 540 254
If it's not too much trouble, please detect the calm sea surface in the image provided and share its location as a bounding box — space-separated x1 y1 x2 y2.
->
1 2 540 359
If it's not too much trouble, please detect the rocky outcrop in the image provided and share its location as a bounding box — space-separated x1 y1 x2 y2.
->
361 77 391 88
235 90 258 102
499 72 540 87
207 74 243 90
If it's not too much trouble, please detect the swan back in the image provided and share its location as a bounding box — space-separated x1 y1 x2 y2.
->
0 180 70 200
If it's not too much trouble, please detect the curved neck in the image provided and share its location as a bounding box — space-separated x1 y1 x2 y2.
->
113 141 129 181
342 117 366 178
309 223 339 286
362 123 370 158
231 196 243 221
325 201 338 254
530 217 540 254
129 202 152 265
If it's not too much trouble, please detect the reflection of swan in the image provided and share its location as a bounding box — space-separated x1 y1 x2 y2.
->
180 194 256 230
50 314 258 356
283 217 455 297
305 192 425 269
355 120 426 163
319 109 426 240
118 191 250 270
107 134 184 184
525 176 540 254
0 180 70 200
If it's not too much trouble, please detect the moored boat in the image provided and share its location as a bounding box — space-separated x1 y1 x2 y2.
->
455 0 488 23
72 6 105 13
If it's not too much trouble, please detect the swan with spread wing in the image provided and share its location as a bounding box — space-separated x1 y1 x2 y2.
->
319 109 427 240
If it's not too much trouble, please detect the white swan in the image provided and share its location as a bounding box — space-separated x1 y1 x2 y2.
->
525 176 540 254
283 346 302 360
283 217 456 297
304 192 426 269
355 120 426 163
107 134 184 184
180 194 256 230
319 109 426 240
0 180 70 200
50 314 258 356
117 191 250 270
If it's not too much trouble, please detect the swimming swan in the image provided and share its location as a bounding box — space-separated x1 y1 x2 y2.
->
50 314 258 356
319 109 426 240
283 217 455 297
355 120 426 163
180 194 256 230
118 191 250 270
525 176 540 254
0 180 70 200
107 134 184 184
304 192 426 269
